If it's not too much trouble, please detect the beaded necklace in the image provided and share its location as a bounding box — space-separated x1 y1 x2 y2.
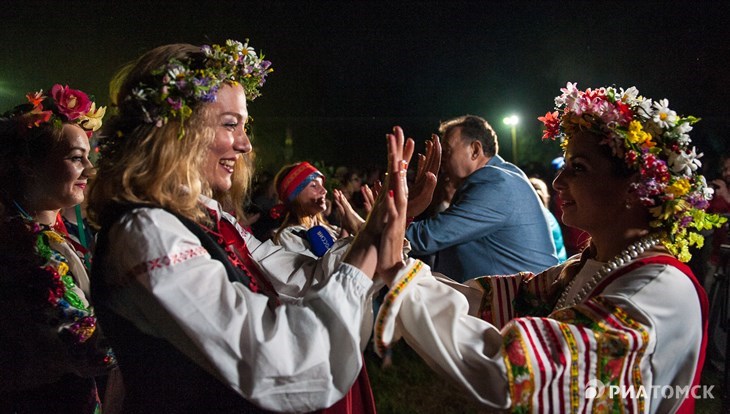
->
554 234 662 309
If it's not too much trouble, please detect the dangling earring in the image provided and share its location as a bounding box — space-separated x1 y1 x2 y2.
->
625 200 632 210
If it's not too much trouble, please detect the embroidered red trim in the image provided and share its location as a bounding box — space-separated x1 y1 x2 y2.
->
127 246 208 277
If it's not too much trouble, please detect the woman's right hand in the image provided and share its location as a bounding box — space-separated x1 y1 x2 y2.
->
361 134 441 220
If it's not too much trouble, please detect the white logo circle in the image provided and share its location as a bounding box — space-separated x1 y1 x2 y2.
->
585 379 605 399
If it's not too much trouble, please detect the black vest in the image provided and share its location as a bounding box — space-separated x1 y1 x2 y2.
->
92 204 267 413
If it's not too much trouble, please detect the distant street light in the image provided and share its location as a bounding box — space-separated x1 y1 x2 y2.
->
503 115 519 164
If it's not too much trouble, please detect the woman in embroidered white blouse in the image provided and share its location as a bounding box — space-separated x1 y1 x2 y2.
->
374 84 724 414
86 40 414 413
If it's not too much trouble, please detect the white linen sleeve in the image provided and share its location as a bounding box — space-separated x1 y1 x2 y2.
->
104 208 372 413
243 225 352 298
374 259 511 410
268 226 379 351
600 264 703 414
241 220 378 350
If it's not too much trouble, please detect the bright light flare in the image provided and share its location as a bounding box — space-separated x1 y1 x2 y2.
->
503 115 519 126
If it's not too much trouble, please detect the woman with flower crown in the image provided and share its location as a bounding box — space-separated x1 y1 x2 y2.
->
372 83 726 413
0 85 117 413
86 39 414 413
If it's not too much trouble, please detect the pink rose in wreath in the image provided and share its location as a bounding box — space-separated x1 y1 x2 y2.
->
51 84 92 121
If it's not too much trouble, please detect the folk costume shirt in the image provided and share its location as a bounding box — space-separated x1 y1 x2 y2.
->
374 257 704 413
96 195 374 412
273 223 386 352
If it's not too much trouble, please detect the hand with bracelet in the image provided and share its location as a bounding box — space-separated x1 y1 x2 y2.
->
343 127 413 280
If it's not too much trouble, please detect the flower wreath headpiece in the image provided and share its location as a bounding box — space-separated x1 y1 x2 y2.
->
127 39 273 131
539 82 726 262
3 84 105 137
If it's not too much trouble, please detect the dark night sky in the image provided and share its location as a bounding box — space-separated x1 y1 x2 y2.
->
2 0 729 177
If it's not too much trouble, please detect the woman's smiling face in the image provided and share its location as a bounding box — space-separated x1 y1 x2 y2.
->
28 123 92 212
204 83 251 193
294 176 328 218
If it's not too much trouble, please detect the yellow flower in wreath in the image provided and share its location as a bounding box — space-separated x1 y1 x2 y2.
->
666 178 691 198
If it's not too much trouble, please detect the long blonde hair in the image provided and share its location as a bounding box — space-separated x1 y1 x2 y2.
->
87 44 215 225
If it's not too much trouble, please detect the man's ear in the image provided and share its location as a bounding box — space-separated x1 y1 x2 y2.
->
470 140 483 160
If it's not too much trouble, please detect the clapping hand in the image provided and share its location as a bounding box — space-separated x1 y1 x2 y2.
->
373 127 414 282
361 184 376 215
343 127 413 279
333 188 365 236
361 134 441 220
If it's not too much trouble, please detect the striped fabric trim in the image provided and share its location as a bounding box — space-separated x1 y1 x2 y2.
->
286 172 322 202
278 162 323 202
557 323 581 413
475 268 565 329
502 297 651 413
581 298 650 414
475 273 524 329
